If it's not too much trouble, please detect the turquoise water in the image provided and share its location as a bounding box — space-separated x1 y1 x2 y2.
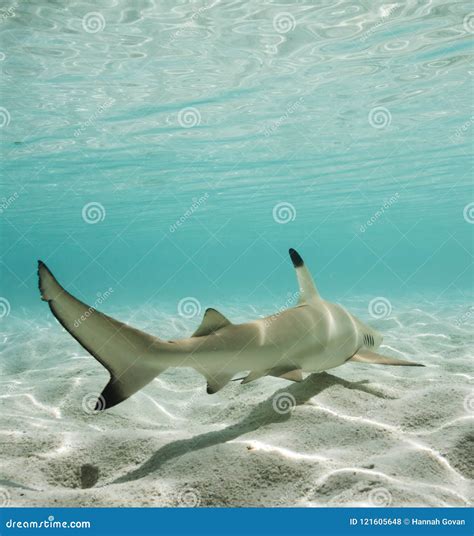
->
1 1 473 314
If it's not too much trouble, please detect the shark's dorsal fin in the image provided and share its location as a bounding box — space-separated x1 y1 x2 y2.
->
192 308 231 337
289 248 320 303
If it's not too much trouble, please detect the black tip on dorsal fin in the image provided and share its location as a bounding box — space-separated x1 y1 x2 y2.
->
289 248 304 268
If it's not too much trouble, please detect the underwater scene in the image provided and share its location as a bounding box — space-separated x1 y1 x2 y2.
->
0 0 473 508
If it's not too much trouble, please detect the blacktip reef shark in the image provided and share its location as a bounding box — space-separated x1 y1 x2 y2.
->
38 248 423 411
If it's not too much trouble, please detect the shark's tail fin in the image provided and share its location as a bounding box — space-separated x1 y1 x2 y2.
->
38 261 167 410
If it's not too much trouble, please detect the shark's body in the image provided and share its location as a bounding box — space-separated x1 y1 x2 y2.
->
38 248 423 410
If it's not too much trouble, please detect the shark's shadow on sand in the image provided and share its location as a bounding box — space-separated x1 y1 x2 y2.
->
112 372 390 484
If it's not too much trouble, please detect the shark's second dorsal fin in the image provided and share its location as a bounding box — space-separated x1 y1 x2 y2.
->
289 248 320 303
192 308 231 337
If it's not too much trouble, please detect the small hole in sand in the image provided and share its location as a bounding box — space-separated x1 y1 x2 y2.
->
80 464 99 489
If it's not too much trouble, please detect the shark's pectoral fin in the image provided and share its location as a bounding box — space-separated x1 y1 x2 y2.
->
349 349 424 367
241 369 269 385
241 367 303 385
289 248 320 303
192 308 231 337
38 261 166 410
205 372 235 394
271 368 303 382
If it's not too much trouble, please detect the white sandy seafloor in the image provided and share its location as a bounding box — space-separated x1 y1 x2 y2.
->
0 299 472 508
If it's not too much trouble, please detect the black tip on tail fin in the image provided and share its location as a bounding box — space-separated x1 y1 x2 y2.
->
95 379 128 411
289 248 304 267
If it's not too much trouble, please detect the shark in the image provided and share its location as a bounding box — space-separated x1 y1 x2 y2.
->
38 248 423 411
